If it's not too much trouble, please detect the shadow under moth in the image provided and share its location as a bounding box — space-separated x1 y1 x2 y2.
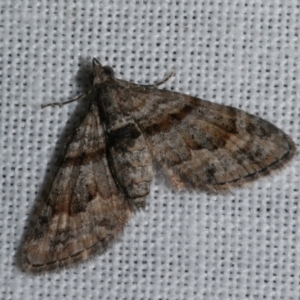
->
22 58 296 273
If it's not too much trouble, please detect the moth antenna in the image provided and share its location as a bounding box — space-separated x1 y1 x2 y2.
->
41 90 92 109
152 71 175 87
140 71 175 88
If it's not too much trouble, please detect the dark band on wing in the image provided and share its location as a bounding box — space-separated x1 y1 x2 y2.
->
107 123 141 147
63 148 106 167
144 104 194 135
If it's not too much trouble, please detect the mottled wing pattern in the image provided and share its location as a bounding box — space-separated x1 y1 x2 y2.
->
22 101 133 272
131 87 296 191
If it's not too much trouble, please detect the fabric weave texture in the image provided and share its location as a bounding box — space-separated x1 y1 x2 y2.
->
0 1 299 299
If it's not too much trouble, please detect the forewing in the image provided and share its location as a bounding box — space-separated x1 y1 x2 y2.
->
22 101 133 272
131 87 296 191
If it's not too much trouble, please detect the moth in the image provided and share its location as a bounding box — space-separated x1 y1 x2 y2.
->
22 58 296 272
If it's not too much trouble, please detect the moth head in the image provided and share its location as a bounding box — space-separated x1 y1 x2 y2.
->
92 58 115 85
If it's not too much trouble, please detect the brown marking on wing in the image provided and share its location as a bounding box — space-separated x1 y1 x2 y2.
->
22 100 134 273
131 89 296 192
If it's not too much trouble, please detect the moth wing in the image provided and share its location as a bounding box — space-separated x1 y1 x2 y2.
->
132 88 296 191
22 101 133 272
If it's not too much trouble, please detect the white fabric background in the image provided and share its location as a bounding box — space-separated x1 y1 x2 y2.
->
0 0 299 299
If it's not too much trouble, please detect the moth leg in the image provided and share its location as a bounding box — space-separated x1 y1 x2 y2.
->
141 71 175 88
41 90 92 109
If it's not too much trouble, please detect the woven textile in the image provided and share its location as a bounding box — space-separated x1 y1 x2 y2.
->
0 1 299 299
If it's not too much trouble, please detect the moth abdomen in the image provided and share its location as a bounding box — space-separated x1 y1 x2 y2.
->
107 121 153 203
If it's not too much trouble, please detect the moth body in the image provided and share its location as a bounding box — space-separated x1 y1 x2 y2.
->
94 59 153 207
21 58 296 272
